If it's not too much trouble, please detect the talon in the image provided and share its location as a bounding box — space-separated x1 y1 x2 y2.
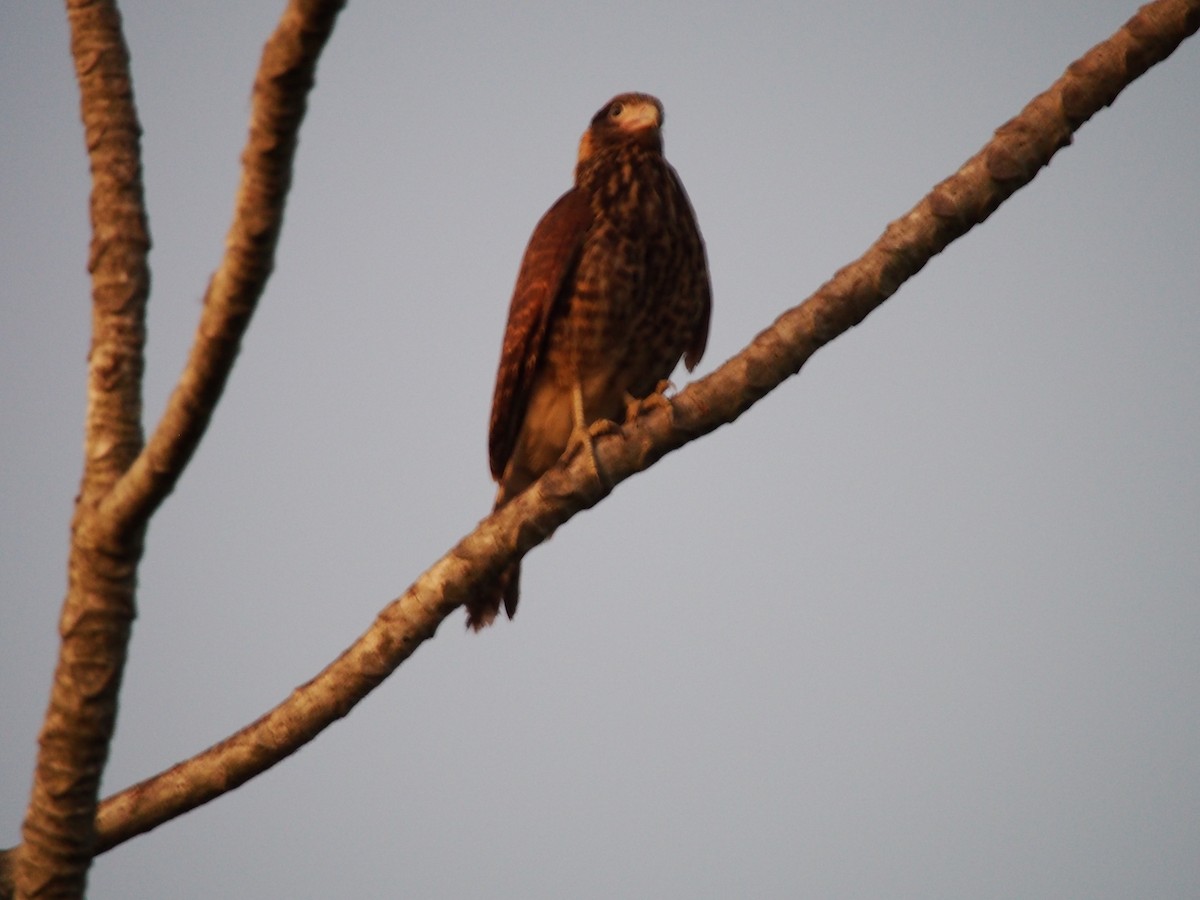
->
564 382 614 490
623 380 676 420
563 424 613 490
588 417 623 438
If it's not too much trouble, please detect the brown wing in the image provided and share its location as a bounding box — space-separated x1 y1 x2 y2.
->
683 248 712 372
488 188 593 480
669 164 711 371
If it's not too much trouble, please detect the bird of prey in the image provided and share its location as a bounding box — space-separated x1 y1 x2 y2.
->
470 92 711 630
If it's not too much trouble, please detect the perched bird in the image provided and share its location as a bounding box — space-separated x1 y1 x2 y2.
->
469 92 711 630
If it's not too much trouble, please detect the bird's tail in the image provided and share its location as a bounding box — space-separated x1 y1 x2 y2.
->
465 483 523 630
465 561 521 631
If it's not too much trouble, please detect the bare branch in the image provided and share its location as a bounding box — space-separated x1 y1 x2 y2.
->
100 0 346 531
13 0 150 896
70 2 150 495
12 1 151 897
79 0 1200 856
9 1 347 897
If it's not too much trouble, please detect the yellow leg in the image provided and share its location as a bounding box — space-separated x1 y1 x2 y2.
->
567 382 613 490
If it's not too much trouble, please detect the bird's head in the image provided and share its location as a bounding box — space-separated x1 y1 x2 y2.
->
577 92 665 164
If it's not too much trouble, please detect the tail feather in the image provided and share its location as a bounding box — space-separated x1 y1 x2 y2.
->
466 561 521 631
467 473 525 630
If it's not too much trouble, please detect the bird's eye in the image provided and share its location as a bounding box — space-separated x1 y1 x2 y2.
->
608 102 623 119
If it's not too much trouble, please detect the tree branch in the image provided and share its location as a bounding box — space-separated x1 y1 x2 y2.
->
73 0 1200 858
8 1 346 898
13 1 150 896
100 0 346 532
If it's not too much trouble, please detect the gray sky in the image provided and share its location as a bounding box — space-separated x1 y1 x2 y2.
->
3 1 1198 897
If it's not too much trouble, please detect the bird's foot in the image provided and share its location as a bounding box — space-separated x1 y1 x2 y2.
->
563 382 616 490
623 380 676 421
563 419 617 491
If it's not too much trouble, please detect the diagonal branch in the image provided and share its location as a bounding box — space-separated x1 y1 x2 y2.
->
100 0 347 532
78 0 1200 857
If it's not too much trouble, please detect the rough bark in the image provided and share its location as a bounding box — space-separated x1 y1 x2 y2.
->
2 0 1196 896
14 1 149 896
8 0 347 897
83 0 1200 864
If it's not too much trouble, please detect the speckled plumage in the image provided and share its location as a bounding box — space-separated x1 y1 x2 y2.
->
470 93 711 630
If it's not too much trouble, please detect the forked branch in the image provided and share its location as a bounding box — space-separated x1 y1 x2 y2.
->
76 0 1200 861
7 0 346 898
103 0 348 531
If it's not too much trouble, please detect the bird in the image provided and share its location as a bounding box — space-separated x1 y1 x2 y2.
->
468 92 711 630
